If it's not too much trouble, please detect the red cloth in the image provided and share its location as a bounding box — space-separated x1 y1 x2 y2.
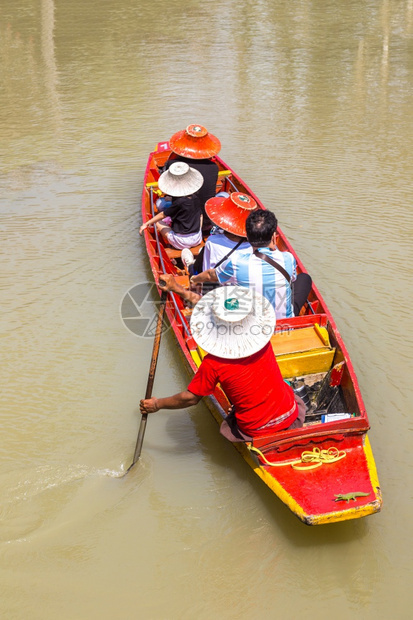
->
187 342 298 436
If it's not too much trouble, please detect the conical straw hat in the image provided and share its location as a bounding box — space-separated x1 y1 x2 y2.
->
190 286 276 359
158 162 204 197
169 124 221 159
205 192 258 237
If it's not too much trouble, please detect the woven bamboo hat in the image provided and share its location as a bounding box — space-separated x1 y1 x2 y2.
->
190 285 275 359
169 124 221 159
158 162 204 197
205 192 258 237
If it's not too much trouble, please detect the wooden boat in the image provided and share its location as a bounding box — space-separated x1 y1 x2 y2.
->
141 141 382 525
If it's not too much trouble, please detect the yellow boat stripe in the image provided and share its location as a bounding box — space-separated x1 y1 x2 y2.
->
189 349 202 368
363 435 382 494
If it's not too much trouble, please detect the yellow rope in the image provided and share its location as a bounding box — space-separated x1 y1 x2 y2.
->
291 447 346 470
248 445 346 470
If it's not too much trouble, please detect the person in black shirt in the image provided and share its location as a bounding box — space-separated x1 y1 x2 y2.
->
139 162 204 250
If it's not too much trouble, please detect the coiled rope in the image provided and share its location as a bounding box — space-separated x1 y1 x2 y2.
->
248 446 346 470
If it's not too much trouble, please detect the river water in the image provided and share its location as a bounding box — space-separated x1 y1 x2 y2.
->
1 1 412 618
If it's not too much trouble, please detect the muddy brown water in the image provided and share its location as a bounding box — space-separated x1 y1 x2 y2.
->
1 1 412 618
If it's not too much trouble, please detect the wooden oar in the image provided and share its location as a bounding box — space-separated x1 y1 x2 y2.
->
127 290 168 472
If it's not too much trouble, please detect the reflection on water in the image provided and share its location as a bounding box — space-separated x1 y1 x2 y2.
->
1 0 412 618
41 0 62 133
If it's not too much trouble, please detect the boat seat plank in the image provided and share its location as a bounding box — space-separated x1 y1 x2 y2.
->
272 325 328 355
272 324 335 379
165 243 204 259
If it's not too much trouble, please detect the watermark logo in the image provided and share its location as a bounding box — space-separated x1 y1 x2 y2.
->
120 282 170 338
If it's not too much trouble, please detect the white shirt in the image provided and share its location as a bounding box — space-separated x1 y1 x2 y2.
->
215 246 297 319
202 232 252 270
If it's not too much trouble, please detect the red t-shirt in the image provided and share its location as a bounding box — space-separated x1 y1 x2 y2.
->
187 342 298 436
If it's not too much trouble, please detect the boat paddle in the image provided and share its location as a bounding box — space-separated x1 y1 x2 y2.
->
126 289 168 472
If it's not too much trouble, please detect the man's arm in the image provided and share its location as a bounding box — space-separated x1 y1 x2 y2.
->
190 268 219 285
159 274 201 307
140 391 201 414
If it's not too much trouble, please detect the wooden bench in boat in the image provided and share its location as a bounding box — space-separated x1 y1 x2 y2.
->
164 243 204 261
271 321 335 379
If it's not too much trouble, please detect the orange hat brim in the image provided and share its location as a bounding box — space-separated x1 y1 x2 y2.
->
205 193 258 237
169 127 221 159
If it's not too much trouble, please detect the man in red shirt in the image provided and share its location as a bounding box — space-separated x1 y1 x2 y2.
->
139 285 305 441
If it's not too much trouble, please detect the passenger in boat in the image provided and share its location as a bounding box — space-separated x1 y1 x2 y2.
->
139 286 306 442
162 124 221 234
189 209 312 319
139 162 204 250
180 191 256 282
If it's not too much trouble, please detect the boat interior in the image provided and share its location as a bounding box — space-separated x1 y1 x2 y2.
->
143 150 367 432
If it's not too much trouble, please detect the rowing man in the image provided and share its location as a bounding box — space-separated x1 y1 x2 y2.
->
139 286 306 441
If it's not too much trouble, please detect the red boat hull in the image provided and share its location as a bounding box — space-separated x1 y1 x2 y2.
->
140 142 382 525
